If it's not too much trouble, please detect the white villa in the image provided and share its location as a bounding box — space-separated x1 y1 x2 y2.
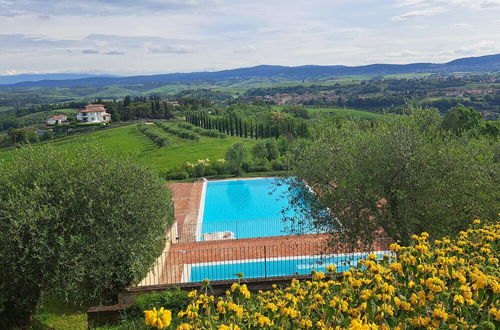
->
76 104 111 123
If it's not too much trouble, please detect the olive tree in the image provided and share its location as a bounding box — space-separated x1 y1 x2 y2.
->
285 108 498 248
0 141 173 328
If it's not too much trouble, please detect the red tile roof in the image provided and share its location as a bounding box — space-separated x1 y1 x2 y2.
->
78 104 107 113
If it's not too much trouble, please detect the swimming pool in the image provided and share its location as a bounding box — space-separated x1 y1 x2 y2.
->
183 251 390 282
197 178 308 240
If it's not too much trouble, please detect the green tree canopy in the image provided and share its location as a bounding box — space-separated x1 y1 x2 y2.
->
0 141 173 328
441 104 482 134
252 141 268 160
225 143 247 175
286 108 498 248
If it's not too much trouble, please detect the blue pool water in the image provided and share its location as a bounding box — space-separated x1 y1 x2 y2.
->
188 252 389 282
200 178 305 239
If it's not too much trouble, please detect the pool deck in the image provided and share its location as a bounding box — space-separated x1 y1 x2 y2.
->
138 181 390 285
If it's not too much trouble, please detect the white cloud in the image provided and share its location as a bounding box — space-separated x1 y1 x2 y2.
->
397 0 500 10
396 0 432 7
452 23 472 28
0 0 498 74
391 7 447 20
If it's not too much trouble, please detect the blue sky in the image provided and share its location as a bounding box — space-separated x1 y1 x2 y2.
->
1 0 499 75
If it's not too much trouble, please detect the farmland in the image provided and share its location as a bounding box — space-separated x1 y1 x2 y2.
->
0 122 256 173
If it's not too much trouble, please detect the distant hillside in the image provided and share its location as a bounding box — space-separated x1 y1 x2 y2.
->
0 73 118 85
2 54 500 88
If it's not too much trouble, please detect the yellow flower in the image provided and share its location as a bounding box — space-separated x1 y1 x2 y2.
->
312 271 326 281
389 243 402 252
360 289 372 300
227 302 243 318
298 318 313 328
218 324 240 330
473 219 481 225
453 294 465 305
411 316 430 327
349 318 378 329
490 307 500 321
340 300 349 312
389 262 403 273
281 307 300 318
144 307 172 329
217 300 226 314
425 277 444 293
432 306 449 321
265 302 278 312
176 324 192 330
326 264 336 273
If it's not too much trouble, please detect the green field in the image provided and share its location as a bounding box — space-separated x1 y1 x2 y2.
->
0 106 14 113
0 123 256 173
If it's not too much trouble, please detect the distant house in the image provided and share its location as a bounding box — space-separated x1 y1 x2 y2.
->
76 104 111 123
168 101 180 107
47 115 68 125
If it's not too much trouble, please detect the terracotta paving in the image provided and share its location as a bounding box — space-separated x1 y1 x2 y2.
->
137 181 391 286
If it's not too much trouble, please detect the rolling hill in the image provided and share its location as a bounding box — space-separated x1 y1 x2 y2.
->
2 54 500 88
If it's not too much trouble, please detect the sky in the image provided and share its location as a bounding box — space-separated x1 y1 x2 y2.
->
1 0 500 75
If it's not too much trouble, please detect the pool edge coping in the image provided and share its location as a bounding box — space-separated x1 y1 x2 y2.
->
195 180 207 242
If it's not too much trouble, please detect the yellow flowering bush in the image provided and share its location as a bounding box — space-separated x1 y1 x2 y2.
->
145 220 499 329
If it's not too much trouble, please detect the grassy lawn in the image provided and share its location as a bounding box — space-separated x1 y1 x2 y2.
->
0 123 257 173
34 296 87 329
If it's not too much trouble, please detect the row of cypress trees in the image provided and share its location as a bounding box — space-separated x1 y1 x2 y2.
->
184 112 308 139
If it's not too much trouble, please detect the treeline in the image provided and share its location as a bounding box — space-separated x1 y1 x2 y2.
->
154 122 199 141
14 102 87 117
102 96 176 121
137 124 168 147
185 112 308 139
177 122 226 138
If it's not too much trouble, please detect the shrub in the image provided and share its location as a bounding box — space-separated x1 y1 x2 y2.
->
241 160 252 173
251 159 271 172
131 288 189 319
145 220 500 329
204 168 218 176
164 169 189 180
0 142 173 328
271 158 286 171
209 158 228 175
137 124 168 147
177 122 226 138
